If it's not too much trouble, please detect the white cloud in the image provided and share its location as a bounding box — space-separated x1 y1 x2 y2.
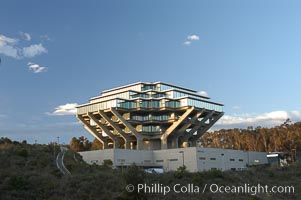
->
0 34 17 44
187 34 200 41
48 103 78 116
183 34 200 46
23 43 47 58
0 33 48 59
40 34 50 41
27 62 46 73
183 41 191 46
232 105 241 110
20 32 31 41
215 111 301 129
198 91 209 97
0 34 20 58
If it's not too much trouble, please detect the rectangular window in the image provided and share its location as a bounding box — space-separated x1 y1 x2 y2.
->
210 158 216 160
156 160 164 162
169 159 178 162
238 159 244 162
199 157 206 160
230 158 235 161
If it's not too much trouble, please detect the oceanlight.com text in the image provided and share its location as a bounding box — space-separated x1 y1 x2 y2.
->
125 183 294 196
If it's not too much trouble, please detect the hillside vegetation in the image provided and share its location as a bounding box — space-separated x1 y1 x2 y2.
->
200 120 301 153
0 137 301 200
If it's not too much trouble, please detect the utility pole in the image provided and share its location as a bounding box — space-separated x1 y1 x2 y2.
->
53 140 56 163
179 151 184 167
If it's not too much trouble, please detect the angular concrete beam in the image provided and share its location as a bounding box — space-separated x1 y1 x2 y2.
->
110 108 143 150
188 110 215 135
83 126 109 149
98 110 131 149
76 114 108 149
177 108 204 136
181 111 223 147
180 111 215 145
161 106 195 149
87 112 119 149
192 112 224 140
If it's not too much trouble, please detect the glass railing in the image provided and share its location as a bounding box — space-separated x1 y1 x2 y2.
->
131 115 170 121
77 98 223 114
185 98 223 112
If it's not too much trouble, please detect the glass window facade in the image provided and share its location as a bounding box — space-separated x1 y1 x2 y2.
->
186 98 223 112
130 93 149 99
140 100 161 108
142 125 161 132
159 84 173 91
152 93 165 98
165 100 180 108
132 114 170 121
118 101 137 109
142 85 156 91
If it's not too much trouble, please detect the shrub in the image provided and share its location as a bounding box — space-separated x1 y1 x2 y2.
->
9 175 27 190
122 164 146 200
174 165 187 179
103 159 113 168
15 148 28 158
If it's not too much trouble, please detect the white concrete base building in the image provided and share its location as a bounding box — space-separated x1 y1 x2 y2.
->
79 147 268 172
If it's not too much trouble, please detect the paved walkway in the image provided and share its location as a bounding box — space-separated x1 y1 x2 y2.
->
56 146 71 175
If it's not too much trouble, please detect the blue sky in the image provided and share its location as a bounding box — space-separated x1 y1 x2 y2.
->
0 0 300 144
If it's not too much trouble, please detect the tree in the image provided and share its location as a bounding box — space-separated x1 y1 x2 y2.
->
91 139 103 150
70 136 92 152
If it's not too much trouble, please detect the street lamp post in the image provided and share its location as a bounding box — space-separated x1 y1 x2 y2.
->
179 151 184 167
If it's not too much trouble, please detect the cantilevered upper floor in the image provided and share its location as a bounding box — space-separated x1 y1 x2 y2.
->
76 82 224 150
77 82 223 114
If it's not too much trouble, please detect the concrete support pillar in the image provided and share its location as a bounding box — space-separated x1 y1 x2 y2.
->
160 107 195 149
137 138 144 150
125 141 131 149
110 108 143 150
171 136 179 149
103 141 109 149
161 137 168 150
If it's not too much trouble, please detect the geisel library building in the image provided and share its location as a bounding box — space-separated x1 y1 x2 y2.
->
77 82 268 172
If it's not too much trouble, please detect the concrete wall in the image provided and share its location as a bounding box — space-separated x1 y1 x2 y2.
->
196 148 247 171
79 147 268 172
79 149 114 165
247 151 268 166
113 149 153 167
153 148 198 172
79 149 153 166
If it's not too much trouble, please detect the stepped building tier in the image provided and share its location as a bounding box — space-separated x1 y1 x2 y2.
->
76 82 224 150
